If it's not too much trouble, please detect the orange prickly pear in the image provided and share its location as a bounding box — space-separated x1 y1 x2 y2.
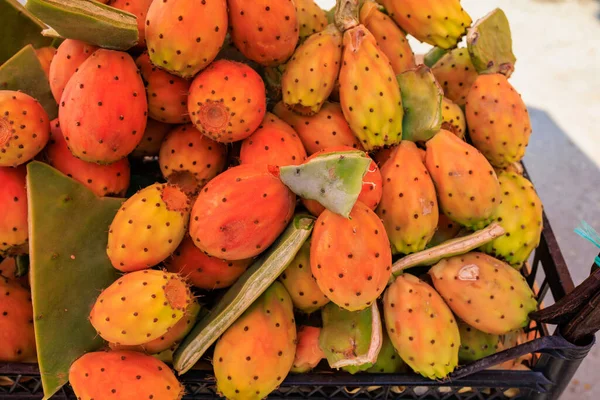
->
34 46 55 78
432 48 478 107
49 39 98 103
131 118 171 158
296 0 328 41
441 97 466 139
0 258 29 288
0 276 36 362
0 166 28 256
291 326 325 373
107 0 153 47
428 212 463 247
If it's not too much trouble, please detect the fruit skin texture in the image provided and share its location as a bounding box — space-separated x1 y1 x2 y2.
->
339 25 403 151
188 60 267 143
0 91 50 167
311 201 392 311
292 326 324 373
214 282 296 399
428 212 462 247
432 48 478 106
59 49 147 164
282 24 342 116
228 0 299 66
273 101 363 155
34 46 55 78
240 112 307 166
107 0 153 46
458 320 500 363
159 124 227 196
131 118 171 158
466 74 532 168
189 164 296 260
0 276 36 362
89 270 194 346
429 252 538 335
367 329 406 373
279 240 329 314
165 236 252 290
377 141 439 255
107 183 190 272
480 172 543 268
441 97 466 139
379 0 472 49
0 257 29 288
359 1 415 75
49 39 98 103
45 119 130 197
297 0 328 40
384 273 459 379
145 0 228 78
425 130 501 230
136 52 190 124
69 351 183 400
0 166 28 256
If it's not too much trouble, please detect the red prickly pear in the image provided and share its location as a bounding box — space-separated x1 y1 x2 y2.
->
429 252 538 335
273 101 363 155
45 119 130 197
0 91 50 167
425 130 501 230
107 183 190 272
432 48 478 107
0 276 36 362
131 118 171 158
428 212 463 247
136 52 190 124
458 320 500 363
466 74 532 168
0 166 28 256
441 97 466 139
189 164 296 260
145 0 228 78
291 326 325 373
228 0 299 66
384 273 460 379
34 46 55 78
166 236 252 290
188 60 267 143
159 124 227 196
49 39 98 103
311 201 392 311
297 0 328 41
107 0 153 46
377 141 439 255
69 351 183 400
0 258 29 288
90 270 195 345
214 282 296 399
59 49 148 164
240 112 307 167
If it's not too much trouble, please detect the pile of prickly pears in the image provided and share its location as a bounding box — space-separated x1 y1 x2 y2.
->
0 0 551 398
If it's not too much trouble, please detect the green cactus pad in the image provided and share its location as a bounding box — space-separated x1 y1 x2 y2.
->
319 302 383 374
27 161 122 399
0 45 58 119
396 65 443 143
26 0 138 50
423 47 449 68
279 151 371 218
467 8 516 77
173 214 314 375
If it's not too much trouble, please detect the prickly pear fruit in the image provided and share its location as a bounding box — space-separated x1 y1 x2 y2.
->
339 25 403 150
279 240 329 314
297 0 328 41
107 183 190 272
480 172 543 268
377 141 439 254
108 0 153 46
320 302 382 373
0 276 36 362
441 97 466 139
214 282 296 399
429 252 538 335
384 273 460 379
466 74 532 168
228 0 299 66
34 46 55 78
0 166 28 256
59 49 147 164
458 320 500 363
378 0 472 49
190 164 296 260
136 52 190 124
0 258 29 288
428 213 463 247
159 124 227 196
291 325 325 373
425 130 501 230
240 113 307 166
432 48 478 107
188 60 267 143
311 201 392 311
273 101 362 155
282 25 342 116
45 119 130 197
359 0 415 75
69 351 183 400
166 236 252 290
367 329 407 373
90 270 194 345
0 91 50 167
49 39 98 103
131 118 171 158
145 0 228 78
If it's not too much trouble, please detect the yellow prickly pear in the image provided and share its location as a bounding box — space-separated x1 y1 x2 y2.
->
296 0 328 41
458 320 500 363
432 48 478 107
441 97 466 139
